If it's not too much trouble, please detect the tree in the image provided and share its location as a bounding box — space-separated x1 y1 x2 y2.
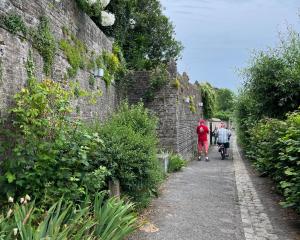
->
101 0 183 70
214 88 235 121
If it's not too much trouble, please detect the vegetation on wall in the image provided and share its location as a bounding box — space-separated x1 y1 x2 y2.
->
172 77 181 90
0 13 56 76
32 17 57 76
189 95 196 113
144 64 169 101
60 32 88 78
0 12 27 36
198 82 216 119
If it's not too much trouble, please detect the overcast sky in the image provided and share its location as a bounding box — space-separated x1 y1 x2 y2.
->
161 0 300 91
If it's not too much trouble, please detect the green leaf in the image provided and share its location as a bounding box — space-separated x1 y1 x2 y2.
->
5 172 16 183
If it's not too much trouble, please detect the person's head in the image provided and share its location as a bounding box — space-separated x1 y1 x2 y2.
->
220 122 225 128
199 119 205 125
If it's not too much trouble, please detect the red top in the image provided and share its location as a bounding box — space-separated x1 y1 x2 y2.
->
196 124 209 142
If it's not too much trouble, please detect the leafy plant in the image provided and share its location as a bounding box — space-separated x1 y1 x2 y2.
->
144 65 169 101
0 13 27 35
0 193 137 240
199 82 216 119
0 57 109 207
93 194 137 239
32 17 56 76
168 154 187 173
97 102 164 208
189 96 196 114
60 33 88 78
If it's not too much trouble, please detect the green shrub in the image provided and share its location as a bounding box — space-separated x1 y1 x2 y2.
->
247 118 285 174
0 74 109 207
97 102 164 208
244 111 300 212
168 154 187 173
278 111 300 210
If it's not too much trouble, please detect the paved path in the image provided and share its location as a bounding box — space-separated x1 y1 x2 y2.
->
130 134 300 240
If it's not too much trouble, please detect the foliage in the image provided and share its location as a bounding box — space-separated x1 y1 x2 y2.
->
214 88 235 121
97 0 183 70
189 96 196 114
0 13 27 36
172 77 180 90
97 102 164 208
244 111 300 212
144 65 169 102
199 82 216 119
168 154 187 173
0 58 109 207
278 111 300 209
93 194 137 239
0 193 137 240
60 32 88 78
214 111 231 121
236 28 300 212
241 30 300 120
32 17 57 76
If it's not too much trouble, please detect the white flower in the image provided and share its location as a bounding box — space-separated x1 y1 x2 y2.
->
13 228 18 236
100 0 110 8
25 194 31 201
101 11 115 26
6 209 13 218
20 198 25 204
129 18 136 25
129 18 136 29
8 196 14 203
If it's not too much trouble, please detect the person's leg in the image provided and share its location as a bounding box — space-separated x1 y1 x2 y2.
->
197 141 203 160
204 141 209 161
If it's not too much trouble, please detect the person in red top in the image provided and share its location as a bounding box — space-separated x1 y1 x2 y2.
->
196 119 210 161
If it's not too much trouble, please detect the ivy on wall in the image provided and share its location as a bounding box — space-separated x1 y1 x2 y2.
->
0 13 56 76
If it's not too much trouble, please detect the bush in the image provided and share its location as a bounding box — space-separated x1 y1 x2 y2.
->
278 111 300 210
0 75 109 207
242 111 300 212
168 154 187 173
97 102 164 208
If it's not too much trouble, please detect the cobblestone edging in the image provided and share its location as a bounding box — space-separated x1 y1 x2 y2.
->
232 135 279 240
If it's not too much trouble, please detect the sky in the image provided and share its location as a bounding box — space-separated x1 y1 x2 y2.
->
160 0 300 91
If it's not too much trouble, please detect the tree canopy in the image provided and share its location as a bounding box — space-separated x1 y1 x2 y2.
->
80 0 183 70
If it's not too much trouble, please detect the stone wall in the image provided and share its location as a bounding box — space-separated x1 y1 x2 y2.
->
0 0 117 120
127 63 203 160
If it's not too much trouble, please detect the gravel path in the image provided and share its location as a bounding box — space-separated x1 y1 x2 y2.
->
130 133 300 240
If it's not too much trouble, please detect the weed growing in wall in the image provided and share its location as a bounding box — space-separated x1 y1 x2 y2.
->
172 77 181 90
60 32 88 78
0 58 3 84
0 12 27 36
32 17 57 76
189 95 196 113
144 64 169 102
